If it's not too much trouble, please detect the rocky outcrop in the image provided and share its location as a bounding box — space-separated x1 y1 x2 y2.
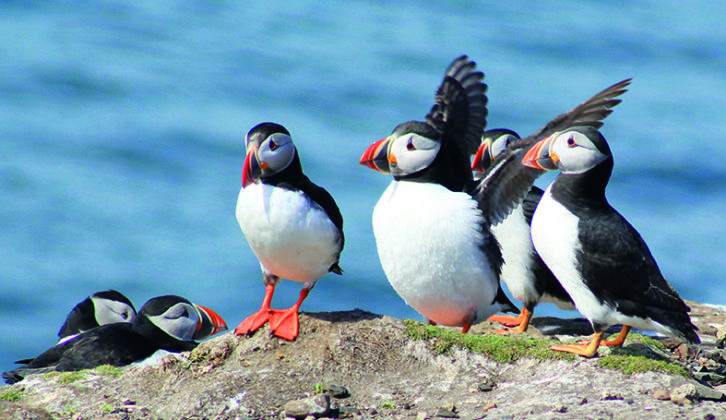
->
1 302 725 419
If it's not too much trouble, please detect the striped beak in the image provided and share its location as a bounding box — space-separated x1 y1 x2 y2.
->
194 304 228 340
359 137 392 174
241 145 263 187
472 139 493 172
522 134 560 171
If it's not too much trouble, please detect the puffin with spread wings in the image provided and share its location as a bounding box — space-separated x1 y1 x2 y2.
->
360 54 631 333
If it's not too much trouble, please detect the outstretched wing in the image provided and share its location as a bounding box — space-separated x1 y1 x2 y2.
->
527 78 631 142
424 55 488 156
470 78 631 225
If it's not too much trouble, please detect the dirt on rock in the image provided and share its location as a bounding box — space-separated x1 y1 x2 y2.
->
2 302 726 419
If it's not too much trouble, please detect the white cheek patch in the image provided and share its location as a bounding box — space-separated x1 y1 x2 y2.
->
148 303 199 341
390 134 441 176
256 133 295 175
92 297 136 325
553 132 607 174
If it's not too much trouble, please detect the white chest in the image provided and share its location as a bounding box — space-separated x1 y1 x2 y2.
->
532 186 610 321
236 183 340 283
372 181 499 326
491 205 538 303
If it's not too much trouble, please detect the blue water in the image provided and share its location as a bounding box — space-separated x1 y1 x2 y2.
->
2 1 725 374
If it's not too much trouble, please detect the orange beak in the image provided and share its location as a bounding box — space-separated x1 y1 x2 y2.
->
472 139 493 172
521 134 559 171
241 145 261 187
359 137 392 174
194 304 228 340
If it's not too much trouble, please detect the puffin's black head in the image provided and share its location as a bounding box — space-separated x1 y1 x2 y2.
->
89 290 137 325
472 128 521 173
138 295 227 342
522 126 611 174
242 122 297 187
360 121 442 177
58 290 137 339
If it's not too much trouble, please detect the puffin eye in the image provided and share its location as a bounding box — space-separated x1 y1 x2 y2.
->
406 140 416 151
566 136 576 147
269 139 278 151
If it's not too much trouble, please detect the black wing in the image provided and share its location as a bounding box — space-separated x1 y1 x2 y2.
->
3 324 159 384
520 186 544 225
286 175 345 274
58 296 96 338
469 78 631 225
577 209 699 343
425 55 488 156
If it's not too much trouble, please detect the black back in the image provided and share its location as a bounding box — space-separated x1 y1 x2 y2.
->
3 297 200 384
551 154 699 343
57 296 96 338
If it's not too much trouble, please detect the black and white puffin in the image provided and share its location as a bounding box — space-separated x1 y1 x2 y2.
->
472 130 574 333
57 290 137 344
359 55 628 333
360 55 513 333
235 122 344 340
522 126 700 356
3 295 227 383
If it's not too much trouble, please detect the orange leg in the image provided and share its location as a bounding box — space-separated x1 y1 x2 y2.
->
579 325 631 347
601 325 630 347
268 288 310 340
495 308 533 334
488 309 526 327
235 284 276 336
551 331 604 357
461 322 471 334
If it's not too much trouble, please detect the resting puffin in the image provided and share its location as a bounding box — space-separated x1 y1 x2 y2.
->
57 290 137 344
3 295 227 383
472 130 574 333
235 122 344 340
522 126 700 357
360 55 629 333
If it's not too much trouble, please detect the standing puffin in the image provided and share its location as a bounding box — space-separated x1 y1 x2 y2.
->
472 130 574 333
522 126 700 356
3 295 227 383
360 55 512 333
57 290 137 344
235 122 344 340
360 55 629 333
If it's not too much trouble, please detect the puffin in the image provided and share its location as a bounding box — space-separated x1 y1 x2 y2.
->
3 295 227 383
235 122 344 340
522 126 700 357
472 130 574 333
57 290 137 344
360 55 629 333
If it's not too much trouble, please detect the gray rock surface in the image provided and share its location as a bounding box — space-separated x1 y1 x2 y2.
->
1 303 725 419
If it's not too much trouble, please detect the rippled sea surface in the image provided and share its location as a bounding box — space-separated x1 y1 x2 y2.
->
2 1 724 371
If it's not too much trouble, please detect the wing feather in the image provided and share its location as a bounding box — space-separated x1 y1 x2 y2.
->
470 78 631 224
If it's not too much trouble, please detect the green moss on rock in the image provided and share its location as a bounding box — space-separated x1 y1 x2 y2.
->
404 320 575 362
57 371 86 384
405 320 689 377
597 354 688 376
95 365 124 377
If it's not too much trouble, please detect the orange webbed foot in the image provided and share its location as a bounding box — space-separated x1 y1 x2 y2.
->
268 308 300 340
492 308 532 334
235 309 271 336
551 331 604 358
